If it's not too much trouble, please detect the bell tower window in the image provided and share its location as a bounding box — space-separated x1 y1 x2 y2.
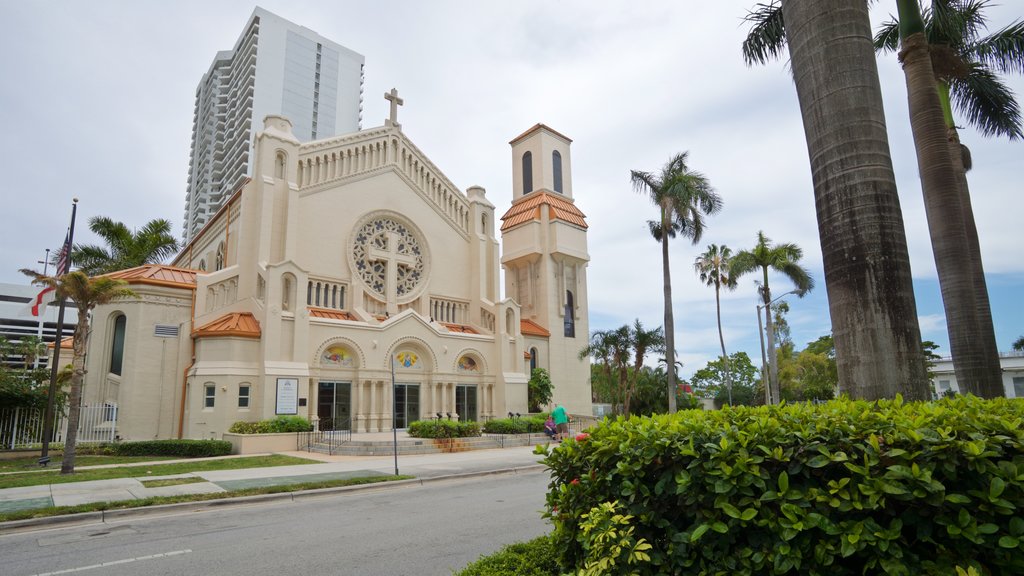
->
522 151 533 195
564 290 575 338
552 151 563 193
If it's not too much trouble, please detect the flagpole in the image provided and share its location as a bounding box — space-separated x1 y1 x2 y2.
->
40 198 78 465
35 249 51 369
391 355 399 476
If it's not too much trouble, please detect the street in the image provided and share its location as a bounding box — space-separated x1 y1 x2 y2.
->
1 470 552 576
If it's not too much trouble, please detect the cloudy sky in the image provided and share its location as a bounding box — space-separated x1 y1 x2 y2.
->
1 1 1021 378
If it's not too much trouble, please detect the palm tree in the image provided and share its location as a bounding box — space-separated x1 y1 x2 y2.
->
579 321 665 416
731 231 813 404
694 244 737 405
71 217 179 276
1014 336 1024 352
628 320 666 414
739 0 932 401
21 269 134 474
631 152 722 413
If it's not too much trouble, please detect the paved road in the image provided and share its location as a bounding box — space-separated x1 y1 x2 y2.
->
1 471 552 576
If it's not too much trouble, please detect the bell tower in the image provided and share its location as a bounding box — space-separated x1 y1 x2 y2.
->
501 124 591 415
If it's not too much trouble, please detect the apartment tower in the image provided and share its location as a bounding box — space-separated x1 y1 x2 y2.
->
183 7 365 242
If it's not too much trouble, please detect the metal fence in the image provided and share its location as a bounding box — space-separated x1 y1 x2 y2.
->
298 418 352 455
0 404 118 449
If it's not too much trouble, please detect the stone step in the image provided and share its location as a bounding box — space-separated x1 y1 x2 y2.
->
302 434 552 456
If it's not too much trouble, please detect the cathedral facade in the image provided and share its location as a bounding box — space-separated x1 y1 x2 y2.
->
79 105 591 440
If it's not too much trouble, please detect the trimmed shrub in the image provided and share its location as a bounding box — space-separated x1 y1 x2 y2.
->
228 416 312 434
455 535 559 576
407 419 481 438
483 415 546 435
108 439 232 458
543 396 1024 575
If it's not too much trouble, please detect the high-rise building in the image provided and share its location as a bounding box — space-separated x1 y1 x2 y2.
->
182 7 365 242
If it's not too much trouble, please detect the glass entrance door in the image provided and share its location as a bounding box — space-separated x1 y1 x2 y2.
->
455 385 478 422
393 383 420 429
317 381 351 431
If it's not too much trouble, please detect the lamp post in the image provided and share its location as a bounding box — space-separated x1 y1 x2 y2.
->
755 283 804 405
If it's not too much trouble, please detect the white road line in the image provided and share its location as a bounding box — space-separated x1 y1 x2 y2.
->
29 549 193 576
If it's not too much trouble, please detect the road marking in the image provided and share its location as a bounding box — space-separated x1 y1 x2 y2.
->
29 549 192 575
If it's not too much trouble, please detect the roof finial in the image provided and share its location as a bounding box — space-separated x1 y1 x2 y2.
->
385 88 404 129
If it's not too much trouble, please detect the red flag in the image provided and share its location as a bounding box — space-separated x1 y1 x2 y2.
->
54 230 71 275
21 286 56 317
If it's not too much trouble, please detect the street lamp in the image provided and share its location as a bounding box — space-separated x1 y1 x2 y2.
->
755 282 805 405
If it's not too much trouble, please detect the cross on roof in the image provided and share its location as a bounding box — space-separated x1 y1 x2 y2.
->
385 88 404 128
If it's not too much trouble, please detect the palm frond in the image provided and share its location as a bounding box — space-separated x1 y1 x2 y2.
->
930 0 988 47
874 17 901 53
950 65 1023 139
969 19 1024 75
742 1 787 66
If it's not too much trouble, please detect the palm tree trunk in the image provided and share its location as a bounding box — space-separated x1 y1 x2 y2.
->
661 209 677 413
60 315 89 474
763 280 781 404
896 0 1003 397
715 284 731 405
781 0 929 400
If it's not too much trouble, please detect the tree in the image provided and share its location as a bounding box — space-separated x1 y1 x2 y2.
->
748 0 931 400
1014 336 1024 352
21 269 134 474
730 231 813 404
694 244 737 404
71 216 179 276
579 321 665 416
631 152 722 413
528 368 553 413
689 351 759 407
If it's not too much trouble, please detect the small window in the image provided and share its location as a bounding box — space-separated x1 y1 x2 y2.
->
530 347 538 371
564 290 575 338
238 384 251 408
109 314 126 376
522 151 533 195
1013 377 1024 398
938 380 951 392
552 150 563 193
204 384 216 408
215 242 226 271
198 259 207 272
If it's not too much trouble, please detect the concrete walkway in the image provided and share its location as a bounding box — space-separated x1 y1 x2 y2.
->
0 444 551 531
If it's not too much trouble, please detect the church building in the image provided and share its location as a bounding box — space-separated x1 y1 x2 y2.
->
78 95 591 440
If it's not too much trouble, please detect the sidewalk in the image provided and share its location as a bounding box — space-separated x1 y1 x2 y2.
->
0 444 549 531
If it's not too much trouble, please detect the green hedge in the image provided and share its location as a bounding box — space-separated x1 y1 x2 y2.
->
407 419 481 438
543 396 1024 575
228 416 312 434
108 439 232 458
456 535 558 576
483 415 547 434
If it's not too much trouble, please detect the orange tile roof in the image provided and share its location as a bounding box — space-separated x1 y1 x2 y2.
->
193 312 261 339
520 319 550 337
524 351 533 359
500 192 587 231
309 307 359 321
442 323 479 334
103 264 201 289
47 336 74 350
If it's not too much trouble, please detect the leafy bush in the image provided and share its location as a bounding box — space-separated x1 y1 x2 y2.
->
108 439 232 458
407 419 481 438
542 396 1024 575
455 535 559 576
228 416 312 434
483 415 547 434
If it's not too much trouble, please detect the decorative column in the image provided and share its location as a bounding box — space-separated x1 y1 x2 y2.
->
368 379 378 432
381 380 392 430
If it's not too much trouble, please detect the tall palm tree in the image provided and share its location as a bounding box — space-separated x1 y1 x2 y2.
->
631 152 722 413
71 217 179 276
731 231 813 404
694 244 737 405
21 269 134 474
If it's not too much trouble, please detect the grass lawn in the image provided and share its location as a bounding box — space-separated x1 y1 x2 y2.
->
0 454 318 489
0 455 175 473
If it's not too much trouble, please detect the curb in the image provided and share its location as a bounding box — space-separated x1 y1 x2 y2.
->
0 464 548 535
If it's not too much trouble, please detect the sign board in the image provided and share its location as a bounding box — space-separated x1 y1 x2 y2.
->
275 378 299 415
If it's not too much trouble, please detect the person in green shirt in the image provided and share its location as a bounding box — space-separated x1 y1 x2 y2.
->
551 404 568 441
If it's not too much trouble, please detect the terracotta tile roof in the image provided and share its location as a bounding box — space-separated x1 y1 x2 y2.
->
520 319 550 337
193 312 261 339
47 336 74 350
308 307 359 321
442 323 479 334
103 264 201 289
509 123 573 145
524 351 533 359
500 192 587 231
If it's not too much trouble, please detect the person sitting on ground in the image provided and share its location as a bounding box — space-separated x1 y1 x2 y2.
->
552 404 569 442
543 415 556 438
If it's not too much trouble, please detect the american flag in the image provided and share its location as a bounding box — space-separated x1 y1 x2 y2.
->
54 230 71 275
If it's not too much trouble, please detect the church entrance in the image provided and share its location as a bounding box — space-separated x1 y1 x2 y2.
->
393 383 420 429
455 385 478 422
318 381 351 431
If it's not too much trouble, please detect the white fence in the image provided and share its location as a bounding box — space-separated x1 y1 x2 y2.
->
0 404 118 449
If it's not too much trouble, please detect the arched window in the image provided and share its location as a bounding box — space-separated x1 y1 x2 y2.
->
198 259 207 272
552 150 563 193
215 242 226 271
506 308 515 335
481 213 487 234
564 291 575 338
282 273 295 312
522 151 533 195
109 314 126 376
275 152 287 179
530 347 538 372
